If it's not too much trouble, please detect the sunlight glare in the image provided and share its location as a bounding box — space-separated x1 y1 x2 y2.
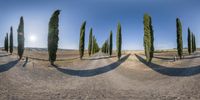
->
30 35 36 42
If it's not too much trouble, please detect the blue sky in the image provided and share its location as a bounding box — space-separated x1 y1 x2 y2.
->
0 0 199 50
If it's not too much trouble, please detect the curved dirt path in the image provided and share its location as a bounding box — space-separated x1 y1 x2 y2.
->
1 51 200 100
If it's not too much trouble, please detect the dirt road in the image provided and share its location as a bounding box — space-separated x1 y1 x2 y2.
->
1 51 200 100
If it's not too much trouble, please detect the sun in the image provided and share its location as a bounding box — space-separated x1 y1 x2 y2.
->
30 35 36 42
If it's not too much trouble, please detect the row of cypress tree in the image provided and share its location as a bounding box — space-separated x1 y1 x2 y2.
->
187 28 196 54
4 26 13 54
92 36 100 54
88 28 100 56
4 27 14 54
4 33 8 52
101 40 109 54
3 17 25 59
101 31 113 56
176 18 197 59
4 10 197 65
143 15 197 62
79 22 122 60
47 10 101 65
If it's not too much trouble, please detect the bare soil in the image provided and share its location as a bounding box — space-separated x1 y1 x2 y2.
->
1 50 200 100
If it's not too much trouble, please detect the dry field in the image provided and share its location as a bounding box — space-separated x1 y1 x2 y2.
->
1 49 200 100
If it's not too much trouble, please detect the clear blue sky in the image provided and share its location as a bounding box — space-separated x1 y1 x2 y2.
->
0 0 199 50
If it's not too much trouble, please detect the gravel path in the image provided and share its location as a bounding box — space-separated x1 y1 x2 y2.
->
1 51 200 100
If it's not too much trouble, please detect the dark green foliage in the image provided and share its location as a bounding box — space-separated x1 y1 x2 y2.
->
17 16 25 59
92 36 95 54
109 31 113 56
10 27 13 54
48 10 60 65
101 40 109 54
79 21 86 59
143 14 154 62
192 33 196 53
187 28 192 54
88 28 93 56
116 22 122 60
150 17 154 59
192 33 194 53
92 36 100 54
4 33 8 52
194 35 196 52
105 40 109 54
176 18 183 59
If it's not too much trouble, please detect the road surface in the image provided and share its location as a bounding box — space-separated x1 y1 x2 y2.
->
1 51 200 100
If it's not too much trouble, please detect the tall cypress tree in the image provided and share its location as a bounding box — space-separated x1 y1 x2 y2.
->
17 16 25 59
194 35 196 52
149 17 154 59
88 28 93 56
10 26 13 54
192 33 196 53
176 18 183 59
143 14 154 62
92 36 95 54
105 40 108 54
48 10 60 65
187 28 192 54
5 33 9 52
116 22 122 60
191 33 194 53
92 36 98 54
109 31 113 56
79 21 86 59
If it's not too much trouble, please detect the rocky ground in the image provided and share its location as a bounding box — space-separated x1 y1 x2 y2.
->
1 51 200 100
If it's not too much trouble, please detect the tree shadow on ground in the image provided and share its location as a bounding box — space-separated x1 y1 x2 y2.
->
23 57 28 67
0 59 19 73
135 54 200 76
154 55 200 61
83 55 117 61
54 54 130 77
154 56 173 60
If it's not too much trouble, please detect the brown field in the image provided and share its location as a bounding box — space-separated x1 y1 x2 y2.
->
1 49 200 100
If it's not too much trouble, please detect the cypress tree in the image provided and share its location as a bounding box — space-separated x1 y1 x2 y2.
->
94 37 99 53
88 28 93 56
79 21 86 59
109 31 113 56
149 17 154 59
191 33 194 53
143 14 154 62
48 10 60 65
105 40 108 54
102 40 108 54
192 33 196 53
194 35 196 52
176 18 183 59
10 26 13 54
17 16 25 59
187 28 192 54
5 34 8 52
91 36 100 54
92 36 95 54
116 22 122 60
